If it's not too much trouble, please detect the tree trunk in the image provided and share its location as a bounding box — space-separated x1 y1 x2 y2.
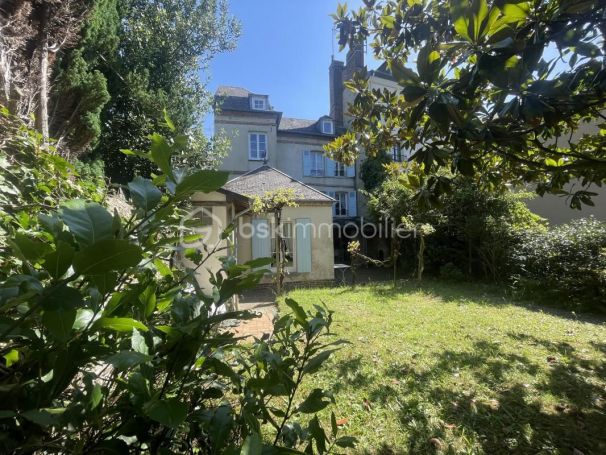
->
417 235 425 281
38 4 50 145
275 209 284 295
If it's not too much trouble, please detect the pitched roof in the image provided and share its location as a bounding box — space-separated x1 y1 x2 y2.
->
279 116 343 138
215 86 279 115
223 166 334 203
369 62 395 81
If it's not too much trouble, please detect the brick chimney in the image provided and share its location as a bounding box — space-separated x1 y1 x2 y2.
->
329 58 345 128
343 41 365 81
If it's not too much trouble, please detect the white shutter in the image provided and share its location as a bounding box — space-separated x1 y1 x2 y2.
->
348 192 357 217
295 218 312 273
303 150 312 177
325 157 336 177
326 191 336 217
346 164 355 177
252 219 271 259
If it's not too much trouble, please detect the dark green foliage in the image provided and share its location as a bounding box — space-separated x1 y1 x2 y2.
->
91 0 239 182
328 0 606 207
367 174 545 280
50 0 119 154
359 152 392 191
511 217 606 309
433 181 546 280
0 113 353 453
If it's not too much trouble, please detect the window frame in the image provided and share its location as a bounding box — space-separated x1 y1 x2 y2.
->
251 96 267 110
390 146 402 162
196 206 214 227
249 132 268 161
322 120 334 135
334 161 346 177
309 150 325 177
333 191 348 217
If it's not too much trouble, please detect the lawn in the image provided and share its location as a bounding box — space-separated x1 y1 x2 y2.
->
279 281 606 454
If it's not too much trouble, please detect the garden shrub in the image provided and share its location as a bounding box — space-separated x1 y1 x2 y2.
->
511 217 606 309
0 109 352 453
367 174 546 281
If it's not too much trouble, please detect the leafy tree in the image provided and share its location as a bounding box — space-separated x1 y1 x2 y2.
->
91 0 239 182
0 0 91 145
251 189 299 295
359 151 392 191
327 0 606 209
0 109 354 453
49 0 119 155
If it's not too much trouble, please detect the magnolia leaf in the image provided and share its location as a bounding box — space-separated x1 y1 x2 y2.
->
94 317 148 333
73 239 142 275
143 398 187 428
10 234 51 263
60 201 114 246
240 433 262 455
131 328 149 355
128 176 162 212
43 242 75 280
149 133 174 181
106 351 151 370
90 384 103 410
174 170 229 199
43 308 77 342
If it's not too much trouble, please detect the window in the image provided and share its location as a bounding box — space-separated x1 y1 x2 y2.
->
325 191 357 217
196 206 213 226
334 161 346 177
322 120 334 134
271 222 294 268
334 192 348 217
391 146 402 162
251 96 267 110
304 150 325 176
249 133 267 160
310 152 324 176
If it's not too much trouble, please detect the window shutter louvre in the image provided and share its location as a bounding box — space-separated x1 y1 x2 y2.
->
295 218 312 273
348 192 357 217
325 157 336 177
252 219 271 260
303 150 312 176
346 164 355 177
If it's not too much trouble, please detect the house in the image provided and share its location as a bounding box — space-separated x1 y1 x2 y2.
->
213 85 361 263
189 166 335 288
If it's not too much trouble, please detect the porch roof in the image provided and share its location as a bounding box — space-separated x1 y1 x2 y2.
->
222 166 334 204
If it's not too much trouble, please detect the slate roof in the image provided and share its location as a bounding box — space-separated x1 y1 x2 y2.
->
215 87 337 137
223 166 334 203
369 62 395 81
215 86 278 114
279 117 323 135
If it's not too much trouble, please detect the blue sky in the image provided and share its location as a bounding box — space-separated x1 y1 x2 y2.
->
202 0 377 134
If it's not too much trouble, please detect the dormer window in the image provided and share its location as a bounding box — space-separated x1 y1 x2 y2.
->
322 119 334 134
251 96 267 110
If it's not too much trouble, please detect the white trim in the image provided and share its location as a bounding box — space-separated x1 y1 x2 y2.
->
248 132 267 161
251 95 267 110
321 119 334 134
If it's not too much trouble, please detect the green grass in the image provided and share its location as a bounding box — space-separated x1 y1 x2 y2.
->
279 280 606 454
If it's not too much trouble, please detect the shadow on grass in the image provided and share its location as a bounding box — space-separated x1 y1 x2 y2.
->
362 337 606 454
367 279 606 325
